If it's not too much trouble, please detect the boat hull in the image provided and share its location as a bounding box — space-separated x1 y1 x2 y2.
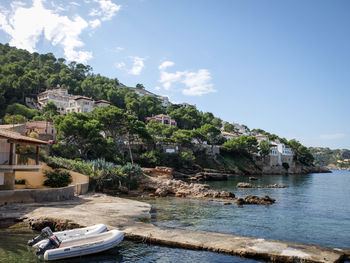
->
34 224 107 248
43 230 124 261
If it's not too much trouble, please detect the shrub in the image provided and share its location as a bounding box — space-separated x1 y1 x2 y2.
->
44 169 72 188
15 179 26 185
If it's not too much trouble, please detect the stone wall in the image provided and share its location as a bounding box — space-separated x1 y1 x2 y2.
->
0 185 75 205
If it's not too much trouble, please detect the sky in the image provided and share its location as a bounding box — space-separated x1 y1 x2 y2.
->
0 0 349 149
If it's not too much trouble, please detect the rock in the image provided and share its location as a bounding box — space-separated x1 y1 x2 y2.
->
249 177 258 180
142 166 173 178
223 202 232 205
236 198 244 206
155 188 169 197
237 182 288 188
239 195 275 205
237 182 254 188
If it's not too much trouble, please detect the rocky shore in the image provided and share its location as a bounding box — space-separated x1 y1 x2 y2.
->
136 175 276 205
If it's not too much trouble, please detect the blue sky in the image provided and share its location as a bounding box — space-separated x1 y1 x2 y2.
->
0 0 349 149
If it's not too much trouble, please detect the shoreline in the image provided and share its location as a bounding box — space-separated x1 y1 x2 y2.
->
1 193 349 263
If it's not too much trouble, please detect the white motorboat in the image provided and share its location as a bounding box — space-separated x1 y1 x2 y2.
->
29 224 107 247
42 230 124 261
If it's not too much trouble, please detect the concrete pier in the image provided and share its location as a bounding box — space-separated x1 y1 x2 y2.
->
1 194 348 263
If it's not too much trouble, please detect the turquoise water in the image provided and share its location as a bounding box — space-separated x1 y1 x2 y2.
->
149 170 350 250
1 170 349 262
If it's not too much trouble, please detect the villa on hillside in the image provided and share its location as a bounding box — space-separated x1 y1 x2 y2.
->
146 114 177 127
37 86 111 114
221 131 239 140
128 87 170 108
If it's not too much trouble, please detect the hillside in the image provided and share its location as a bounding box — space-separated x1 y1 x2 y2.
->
0 42 316 173
309 147 350 168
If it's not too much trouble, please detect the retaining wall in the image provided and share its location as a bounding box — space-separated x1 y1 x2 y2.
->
0 185 75 205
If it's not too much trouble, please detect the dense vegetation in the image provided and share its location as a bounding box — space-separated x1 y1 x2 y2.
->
0 43 315 179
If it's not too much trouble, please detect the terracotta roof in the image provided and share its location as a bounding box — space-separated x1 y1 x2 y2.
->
0 129 49 145
74 96 93 101
95 100 111 104
153 114 172 118
221 131 238 137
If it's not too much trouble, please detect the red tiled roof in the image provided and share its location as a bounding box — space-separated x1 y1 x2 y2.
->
0 129 49 145
74 96 93 101
95 100 111 104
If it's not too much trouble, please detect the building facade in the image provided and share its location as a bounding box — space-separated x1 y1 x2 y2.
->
146 114 177 126
37 86 111 114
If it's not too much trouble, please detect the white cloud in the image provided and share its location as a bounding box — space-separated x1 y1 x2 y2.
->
158 61 174 71
115 61 125 69
159 71 185 90
89 0 121 21
0 0 92 63
70 2 81 6
154 86 161 91
128 56 146 75
319 133 347 140
89 18 101 29
182 69 216 96
158 61 216 96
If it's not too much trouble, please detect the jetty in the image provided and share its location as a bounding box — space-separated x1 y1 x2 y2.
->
1 194 349 263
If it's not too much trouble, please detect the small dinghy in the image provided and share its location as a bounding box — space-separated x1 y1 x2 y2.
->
37 230 124 261
28 224 107 247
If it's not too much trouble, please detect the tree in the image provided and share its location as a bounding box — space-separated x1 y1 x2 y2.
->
4 114 27 124
287 139 314 166
170 130 193 147
92 105 125 143
6 103 37 119
169 106 201 130
224 123 235 133
146 120 164 138
223 135 258 155
197 124 220 145
136 83 145 89
138 96 163 121
55 113 105 159
121 114 152 164
211 117 222 129
259 140 271 158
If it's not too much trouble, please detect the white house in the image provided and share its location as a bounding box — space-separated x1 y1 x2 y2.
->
255 134 270 143
269 142 293 165
37 86 112 114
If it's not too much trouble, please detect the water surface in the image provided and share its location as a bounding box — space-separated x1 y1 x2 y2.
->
149 170 350 249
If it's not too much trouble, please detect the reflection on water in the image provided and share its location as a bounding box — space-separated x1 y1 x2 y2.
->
148 170 350 250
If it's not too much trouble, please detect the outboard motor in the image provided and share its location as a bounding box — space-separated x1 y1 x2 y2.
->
35 235 61 256
28 227 54 246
